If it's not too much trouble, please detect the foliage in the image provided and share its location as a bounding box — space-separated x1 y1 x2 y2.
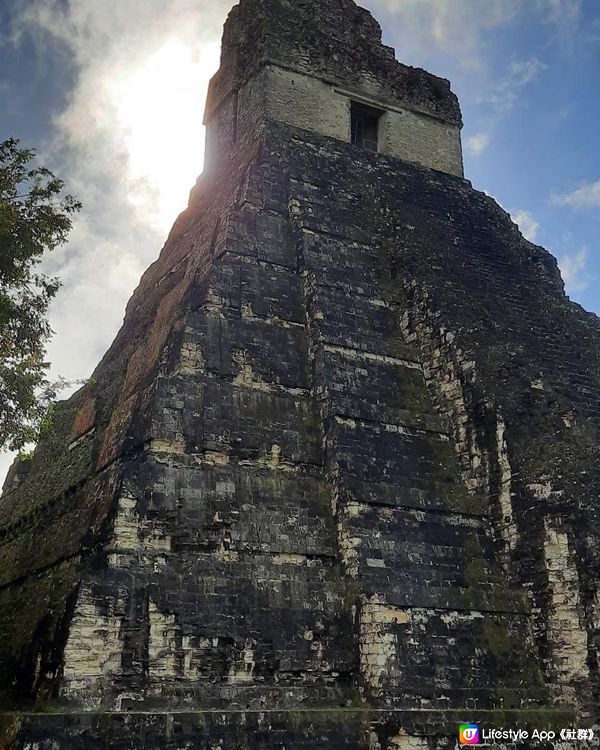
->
0 138 81 451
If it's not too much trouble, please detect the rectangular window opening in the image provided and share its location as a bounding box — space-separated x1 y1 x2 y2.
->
351 101 383 153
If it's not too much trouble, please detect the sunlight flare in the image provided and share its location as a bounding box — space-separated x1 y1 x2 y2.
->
109 38 220 231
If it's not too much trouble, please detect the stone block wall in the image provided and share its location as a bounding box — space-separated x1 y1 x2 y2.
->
1 2 599 746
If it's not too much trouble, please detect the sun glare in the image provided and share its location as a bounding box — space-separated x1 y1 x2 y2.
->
109 38 221 232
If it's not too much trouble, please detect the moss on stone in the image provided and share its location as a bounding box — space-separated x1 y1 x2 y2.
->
482 618 515 661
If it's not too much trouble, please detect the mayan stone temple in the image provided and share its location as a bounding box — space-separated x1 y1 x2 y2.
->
1 0 599 747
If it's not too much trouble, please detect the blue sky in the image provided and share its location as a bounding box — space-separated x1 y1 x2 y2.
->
374 0 600 312
0 0 599 481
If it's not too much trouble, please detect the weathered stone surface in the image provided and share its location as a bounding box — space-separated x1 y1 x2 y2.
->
0 708 579 750
1 0 598 747
207 0 461 124
204 0 464 176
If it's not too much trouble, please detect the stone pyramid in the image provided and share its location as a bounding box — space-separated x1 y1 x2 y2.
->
1 0 598 747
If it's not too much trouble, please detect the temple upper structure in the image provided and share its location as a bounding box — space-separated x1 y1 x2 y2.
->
204 0 464 176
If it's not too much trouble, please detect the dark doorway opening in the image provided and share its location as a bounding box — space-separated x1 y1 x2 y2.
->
351 102 382 152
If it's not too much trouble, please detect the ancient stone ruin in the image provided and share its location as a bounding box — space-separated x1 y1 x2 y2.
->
1 0 599 747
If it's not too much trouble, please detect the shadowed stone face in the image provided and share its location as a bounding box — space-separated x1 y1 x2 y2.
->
1 0 598 747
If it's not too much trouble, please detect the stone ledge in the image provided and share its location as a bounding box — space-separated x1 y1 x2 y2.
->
0 707 578 750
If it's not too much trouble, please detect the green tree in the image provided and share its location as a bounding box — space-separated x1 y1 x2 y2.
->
0 138 81 452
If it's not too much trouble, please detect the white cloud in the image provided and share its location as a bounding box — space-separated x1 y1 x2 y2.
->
10 0 228 388
538 0 581 22
483 57 547 112
505 210 592 301
509 58 547 86
552 180 600 209
369 0 523 71
558 248 590 294
465 132 491 156
506 210 591 298
0 0 229 487
0 452 16 492
536 0 582 46
369 0 579 71
584 15 600 43
464 57 546 158
512 210 540 242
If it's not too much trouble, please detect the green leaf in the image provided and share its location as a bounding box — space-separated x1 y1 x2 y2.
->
0 138 81 451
